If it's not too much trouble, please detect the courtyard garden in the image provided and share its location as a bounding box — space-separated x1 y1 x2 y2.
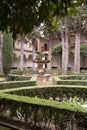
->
0 69 87 130
0 0 87 130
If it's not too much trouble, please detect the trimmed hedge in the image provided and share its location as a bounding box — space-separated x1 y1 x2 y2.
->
59 75 87 80
0 76 36 90
53 76 87 86
0 74 4 77
4 85 87 101
8 74 31 81
10 69 23 75
0 74 87 129
0 78 5 82
0 92 86 129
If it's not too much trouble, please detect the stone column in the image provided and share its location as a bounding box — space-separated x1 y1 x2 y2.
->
20 35 24 71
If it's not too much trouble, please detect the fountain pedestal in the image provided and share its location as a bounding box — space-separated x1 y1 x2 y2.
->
33 60 50 75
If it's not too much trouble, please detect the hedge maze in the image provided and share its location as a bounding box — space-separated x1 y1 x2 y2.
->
0 74 87 130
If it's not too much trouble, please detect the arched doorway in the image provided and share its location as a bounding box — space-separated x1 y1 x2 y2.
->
23 54 27 68
12 53 19 69
28 55 33 68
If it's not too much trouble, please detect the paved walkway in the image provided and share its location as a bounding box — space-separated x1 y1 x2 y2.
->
24 72 53 86
37 74 52 86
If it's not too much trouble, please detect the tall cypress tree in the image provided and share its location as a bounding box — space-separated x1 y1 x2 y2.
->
2 32 13 79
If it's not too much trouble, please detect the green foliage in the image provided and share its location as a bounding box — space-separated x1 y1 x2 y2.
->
0 0 84 36
0 0 40 36
2 32 13 77
36 52 44 60
52 43 62 55
52 42 87 57
0 76 36 90
0 74 87 129
0 78 5 82
53 75 87 86
8 74 31 81
5 84 87 103
0 92 86 129
10 69 23 75
59 75 87 80
80 43 87 56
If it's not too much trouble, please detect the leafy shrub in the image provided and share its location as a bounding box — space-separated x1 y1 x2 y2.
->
36 52 44 60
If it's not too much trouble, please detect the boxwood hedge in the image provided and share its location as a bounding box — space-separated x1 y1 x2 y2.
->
7 74 31 81
53 76 87 86
3 85 87 101
0 92 86 130
0 74 87 129
0 76 36 90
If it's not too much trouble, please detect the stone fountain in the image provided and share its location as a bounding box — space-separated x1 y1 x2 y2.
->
33 59 50 75
33 59 51 82
33 52 51 82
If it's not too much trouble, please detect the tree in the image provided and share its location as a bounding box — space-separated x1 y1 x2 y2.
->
19 35 25 71
52 1 84 75
68 3 87 73
60 1 85 75
2 32 13 79
0 0 84 36
32 38 38 71
0 31 3 73
0 0 40 36
15 34 29 71
0 0 85 76
74 32 80 73
61 17 69 75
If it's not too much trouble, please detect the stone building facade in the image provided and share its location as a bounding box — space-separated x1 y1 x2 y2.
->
12 31 87 70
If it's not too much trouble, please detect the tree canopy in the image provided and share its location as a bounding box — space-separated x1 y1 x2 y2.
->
0 0 85 37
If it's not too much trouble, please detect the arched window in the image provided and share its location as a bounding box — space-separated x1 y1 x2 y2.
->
44 44 48 50
35 42 38 51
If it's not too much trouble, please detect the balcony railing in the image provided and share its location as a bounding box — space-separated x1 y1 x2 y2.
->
41 47 48 51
